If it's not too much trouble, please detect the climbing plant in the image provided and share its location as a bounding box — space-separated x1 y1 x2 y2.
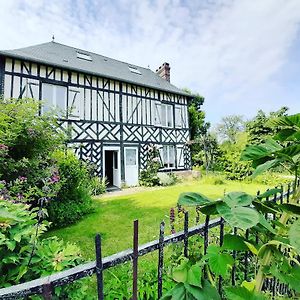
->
162 113 300 299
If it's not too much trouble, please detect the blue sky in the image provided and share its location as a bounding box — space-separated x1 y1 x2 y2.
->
0 0 299 125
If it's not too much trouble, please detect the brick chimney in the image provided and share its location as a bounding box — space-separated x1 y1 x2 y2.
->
156 62 170 82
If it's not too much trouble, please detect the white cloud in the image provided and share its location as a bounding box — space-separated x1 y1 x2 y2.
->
0 0 299 123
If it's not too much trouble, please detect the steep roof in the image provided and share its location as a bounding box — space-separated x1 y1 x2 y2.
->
0 42 190 96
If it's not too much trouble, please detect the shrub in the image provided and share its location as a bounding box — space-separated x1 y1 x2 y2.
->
89 176 107 196
139 144 161 187
47 151 93 227
200 174 226 185
158 172 178 186
0 200 88 298
0 98 64 198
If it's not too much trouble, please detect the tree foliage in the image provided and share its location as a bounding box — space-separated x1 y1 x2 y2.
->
216 115 245 143
246 107 289 145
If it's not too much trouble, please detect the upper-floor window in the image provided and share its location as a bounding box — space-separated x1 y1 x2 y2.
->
42 83 67 114
77 52 92 61
161 104 173 127
175 105 182 128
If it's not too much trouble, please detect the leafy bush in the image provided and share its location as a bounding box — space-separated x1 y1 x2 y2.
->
0 98 64 199
200 174 226 185
47 151 93 227
158 172 178 186
139 144 161 187
89 176 107 196
0 199 88 298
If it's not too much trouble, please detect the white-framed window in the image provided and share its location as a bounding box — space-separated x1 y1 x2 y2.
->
176 146 184 168
175 105 182 128
161 104 173 127
162 145 175 168
68 88 80 118
42 83 67 114
153 101 161 125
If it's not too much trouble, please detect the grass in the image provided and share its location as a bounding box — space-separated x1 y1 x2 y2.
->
46 178 270 260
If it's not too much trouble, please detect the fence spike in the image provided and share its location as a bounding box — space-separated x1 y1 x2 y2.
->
42 283 52 300
184 212 189 258
132 220 139 300
95 234 104 300
157 221 165 299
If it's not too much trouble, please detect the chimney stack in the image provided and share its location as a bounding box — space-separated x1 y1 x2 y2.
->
156 62 170 82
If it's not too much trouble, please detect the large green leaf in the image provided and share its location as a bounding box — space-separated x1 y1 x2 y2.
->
289 219 300 253
205 245 234 277
267 113 300 128
274 128 300 142
185 280 220 300
223 192 253 208
222 234 248 251
217 203 259 230
276 144 300 160
0 208 22 223
256 188 282 199
224 286 266 300
173 260 189 283
198 201 222 215
258 213 276 234
252 159 280 178
280 203 300 215
187 264 202 287
178 192 212 206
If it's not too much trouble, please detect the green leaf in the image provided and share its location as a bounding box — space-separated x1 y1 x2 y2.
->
252 159 280 178
223 192 253 208
185 280 220 300
280 203 300 215
222 234 248 251
216 203 260 230
178 192 212 206
244 242 258 255
198 201 221 215
224 286 266 300
187 264 202 287
256 188 282 199
205 245 234 277
252 200 279 214
274 128 299 142
289 219 300 253
0 208 22 223
267 113 300 128
173 260 189 283
258 213 276 234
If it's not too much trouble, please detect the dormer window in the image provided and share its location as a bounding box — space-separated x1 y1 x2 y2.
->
77 52 92 61
128 66 141 75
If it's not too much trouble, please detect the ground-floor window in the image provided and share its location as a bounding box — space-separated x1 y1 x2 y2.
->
162 145 175 168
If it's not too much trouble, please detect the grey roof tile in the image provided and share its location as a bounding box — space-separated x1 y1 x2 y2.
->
0 42 190 96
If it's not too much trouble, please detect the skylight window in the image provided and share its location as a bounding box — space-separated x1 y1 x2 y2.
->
77 52 92 61
128 66 142 75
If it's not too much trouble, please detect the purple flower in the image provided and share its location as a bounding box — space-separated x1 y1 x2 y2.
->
18 176 27 183
0 144 8 151
49 170 60 184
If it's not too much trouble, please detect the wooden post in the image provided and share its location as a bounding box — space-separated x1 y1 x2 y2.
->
132 220 139 300
95 234 104 300
157 221 165 299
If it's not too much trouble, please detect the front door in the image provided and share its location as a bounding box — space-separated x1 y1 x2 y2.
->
103 147 121 188
125 147 139 186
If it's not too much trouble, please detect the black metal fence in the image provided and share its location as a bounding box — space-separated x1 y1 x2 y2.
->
0 181 298 299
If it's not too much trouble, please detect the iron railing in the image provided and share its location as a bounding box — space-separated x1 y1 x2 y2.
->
0 181 298 299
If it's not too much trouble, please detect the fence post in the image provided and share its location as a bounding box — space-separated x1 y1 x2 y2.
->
184 212 189 258
204 215 210 255
280 185 284 204
218 218 224 295
132 220 139 300
95 234 104 300
157 221 165 299
42 283 52 300
287 183 291 203
231 227 237 286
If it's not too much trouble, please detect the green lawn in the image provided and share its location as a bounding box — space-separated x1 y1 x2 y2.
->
46 179 269 260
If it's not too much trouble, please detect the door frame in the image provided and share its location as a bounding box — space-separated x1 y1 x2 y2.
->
103 146 121 188
124 146 139 186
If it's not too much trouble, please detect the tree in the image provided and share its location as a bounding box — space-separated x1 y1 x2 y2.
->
246 107 289 145
216 115 244 143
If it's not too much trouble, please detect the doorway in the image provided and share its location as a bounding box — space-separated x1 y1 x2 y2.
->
103 147 120 188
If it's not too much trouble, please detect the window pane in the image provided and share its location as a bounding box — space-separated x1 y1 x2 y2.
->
56 85 67 111
161 105 166 126
169 145 175 167
126 149 137 166
163 145 168 167
167 105 173 127
175 107 181 127
42 83 54 112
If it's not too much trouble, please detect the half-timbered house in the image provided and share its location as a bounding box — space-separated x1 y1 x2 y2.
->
0 42 192 188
